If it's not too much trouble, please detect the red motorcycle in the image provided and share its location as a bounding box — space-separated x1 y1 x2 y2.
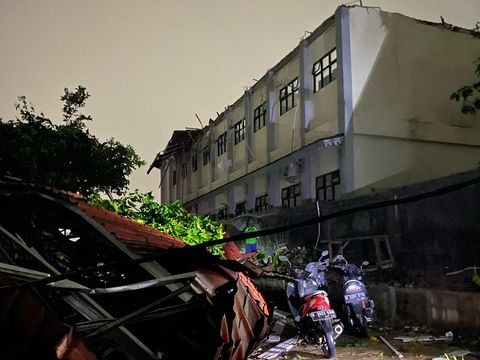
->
286 250 343 358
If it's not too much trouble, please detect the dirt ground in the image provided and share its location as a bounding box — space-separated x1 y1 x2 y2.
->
252 326 480 360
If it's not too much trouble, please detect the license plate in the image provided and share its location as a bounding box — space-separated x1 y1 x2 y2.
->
345 293 367 304
309 309 336 320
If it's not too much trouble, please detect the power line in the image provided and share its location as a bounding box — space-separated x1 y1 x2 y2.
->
1 173 479 291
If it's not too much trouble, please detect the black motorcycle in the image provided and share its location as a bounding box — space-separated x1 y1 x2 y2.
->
331 254 374 336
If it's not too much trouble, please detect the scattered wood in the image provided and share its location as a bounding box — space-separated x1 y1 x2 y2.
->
256 337 299 359
379 335 404 358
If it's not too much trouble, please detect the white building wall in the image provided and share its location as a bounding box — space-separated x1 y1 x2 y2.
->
271 57 301 162
159 6 480 217
212 116 228 188
199 132 212 196
306 25 339 144
353 135 480 193
249 84 268 172
254 176 268 197
231 101 246 181
346 6 480 191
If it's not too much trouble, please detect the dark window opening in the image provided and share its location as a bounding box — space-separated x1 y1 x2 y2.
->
233 119 246 145
255 194 268 212
217 208 226 220
315 170 340 202
281 183 301 208
313 48 337 92
279 77 299 115
203 146 210 166
192 153 198 172
181 163 187 179
253 102 267 132
235 201 246 216
217 132 227 156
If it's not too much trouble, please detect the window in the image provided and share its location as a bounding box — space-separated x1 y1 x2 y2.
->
313 48 337 92
217 208 226 220
255 194 268 212
279 77 299 116
281 183 301 208
172 170 177 186
254 102 267 132
203 146 210 166
233 118 246 145
192 153 198 172
315 170 340 201
235 201 246 216
181 163 187 178
217 132 227 156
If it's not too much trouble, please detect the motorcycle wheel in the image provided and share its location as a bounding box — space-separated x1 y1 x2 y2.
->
321 332 336 359
355 314 369 337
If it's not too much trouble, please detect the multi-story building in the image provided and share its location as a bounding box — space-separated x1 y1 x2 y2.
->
148 5 480 223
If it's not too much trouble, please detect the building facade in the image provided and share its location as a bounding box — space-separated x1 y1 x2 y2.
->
149 5 480 222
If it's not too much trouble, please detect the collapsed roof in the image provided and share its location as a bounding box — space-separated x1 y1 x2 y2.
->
0 181 269 360
147 129 200 174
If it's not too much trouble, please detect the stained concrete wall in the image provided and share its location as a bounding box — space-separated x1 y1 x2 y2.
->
346 6 480 193
369 285 480 334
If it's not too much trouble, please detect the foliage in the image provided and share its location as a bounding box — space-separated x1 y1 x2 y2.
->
450 23 480 115
0 86 144 196
473 274 480 287
88 190 225 256
444 355 464 360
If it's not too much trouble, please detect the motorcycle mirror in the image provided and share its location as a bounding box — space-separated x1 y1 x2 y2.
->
321 250 329 257
278 255 289 262
362 261 370 267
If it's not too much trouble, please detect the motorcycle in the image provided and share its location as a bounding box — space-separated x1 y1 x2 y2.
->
285 250 343 358
331 254 375 336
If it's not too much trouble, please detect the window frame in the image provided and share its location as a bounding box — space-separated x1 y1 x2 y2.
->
233 118 246 145
315 170 340 202
254 194 268 212
279 77 299 116
253 102 267 132
202 145 211 166
235 201 246 217
217 132 227 156
313 48 337 92
281 183 301 208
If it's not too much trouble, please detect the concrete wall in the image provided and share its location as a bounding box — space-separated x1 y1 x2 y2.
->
270 57 301 162
159 6 480 221
370 285 480 334
306 26 339 144
353 135 480 194
346 6 480 192
171 13 341 216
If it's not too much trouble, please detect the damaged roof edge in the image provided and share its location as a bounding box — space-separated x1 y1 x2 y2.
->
148 129 200 173
148 5 476 173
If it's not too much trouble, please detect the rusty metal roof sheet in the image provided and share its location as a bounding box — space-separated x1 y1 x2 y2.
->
72 197 186 251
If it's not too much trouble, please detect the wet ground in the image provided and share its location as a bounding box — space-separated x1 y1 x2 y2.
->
251 322 480 360
281 336 471 360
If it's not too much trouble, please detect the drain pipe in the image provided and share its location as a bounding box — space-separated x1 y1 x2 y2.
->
314 201 321 250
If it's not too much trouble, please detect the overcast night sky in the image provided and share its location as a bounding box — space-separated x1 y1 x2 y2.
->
1 0 479 196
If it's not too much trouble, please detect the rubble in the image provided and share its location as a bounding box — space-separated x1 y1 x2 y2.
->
0 182 270 359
